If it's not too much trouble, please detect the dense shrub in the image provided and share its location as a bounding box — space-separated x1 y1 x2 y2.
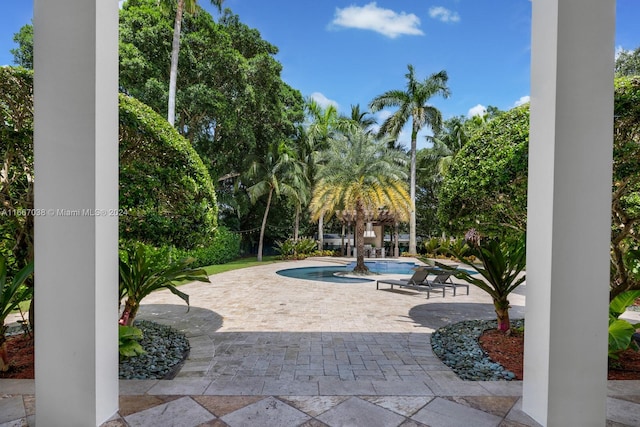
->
119 94 217 249
1 67 219 269
120 227 241 269
0 67 34 276
437 105 529 237
438 77 640 299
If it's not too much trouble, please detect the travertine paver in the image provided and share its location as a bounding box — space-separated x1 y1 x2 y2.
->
411 397 503 427
220 396 310 427
316 396 406 427
3 258 640 426
134 257 527 395
123 397 216 427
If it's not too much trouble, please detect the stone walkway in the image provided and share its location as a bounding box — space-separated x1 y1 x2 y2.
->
2 258 639 426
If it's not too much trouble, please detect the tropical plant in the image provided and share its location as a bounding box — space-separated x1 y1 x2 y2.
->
162 0 224 126
119 243 211 326
0 257 33 372
309 127 411 273
304 99 341 249
370 64 450 254
439 229 526 333
246 141 308 261
608 290 640 360
118 325 146 358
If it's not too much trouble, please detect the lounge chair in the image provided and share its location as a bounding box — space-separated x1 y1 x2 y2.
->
376 267 445 298
426 270 470 296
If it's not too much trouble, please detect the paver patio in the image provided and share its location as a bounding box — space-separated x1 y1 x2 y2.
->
2 257 639 426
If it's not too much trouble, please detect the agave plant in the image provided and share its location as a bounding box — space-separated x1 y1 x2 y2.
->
0 257 34 371
440 230 526 332
119 243 211 326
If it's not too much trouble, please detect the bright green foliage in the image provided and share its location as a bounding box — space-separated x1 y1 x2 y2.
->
435 231 527 332
119 94 217 249
275 237 318 260
0 257 33 371
10 24 33 69
119 243 211 326
438 105 529 237
118 325 146 358
608 290 640 359
121 226 241 269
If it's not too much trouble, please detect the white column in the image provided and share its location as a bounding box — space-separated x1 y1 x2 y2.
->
523 0 615 425
33 0 119 425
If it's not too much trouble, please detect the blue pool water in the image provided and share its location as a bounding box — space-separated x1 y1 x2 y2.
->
276 261 478 284
276 261 418 284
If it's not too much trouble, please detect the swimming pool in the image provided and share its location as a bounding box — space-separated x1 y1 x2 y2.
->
276 261 478 284
276 261 419 283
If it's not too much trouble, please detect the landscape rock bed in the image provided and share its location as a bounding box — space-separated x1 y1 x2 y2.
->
119 320 190 380
431 318 524 381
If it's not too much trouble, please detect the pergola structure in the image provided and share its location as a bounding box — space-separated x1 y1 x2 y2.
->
336 209 406 257
33 0 615 425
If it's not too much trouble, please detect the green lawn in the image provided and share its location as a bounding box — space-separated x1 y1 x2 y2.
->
202 255 282 276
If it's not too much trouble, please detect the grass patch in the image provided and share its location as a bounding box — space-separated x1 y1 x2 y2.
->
202 255 282 276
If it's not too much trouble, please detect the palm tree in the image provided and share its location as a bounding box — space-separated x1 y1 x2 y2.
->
310 128 411 273
164 0 224 126
339 104 377 135
246 141 308 261
370 65 450 254
305 99 341 249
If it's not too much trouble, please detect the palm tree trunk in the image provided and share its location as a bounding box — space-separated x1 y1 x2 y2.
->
409 127 417 254
494 298 511 332
318 215 324 250
167 0 185 126
293 204 300 241
354 204 368 273
257 187 273 262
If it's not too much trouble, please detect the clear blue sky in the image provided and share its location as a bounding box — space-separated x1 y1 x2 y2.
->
1 1 639 149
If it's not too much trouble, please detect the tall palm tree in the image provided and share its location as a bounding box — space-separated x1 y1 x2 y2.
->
164 0 224 126
305 99 340 249
310 128 410 273
370 64 450 254
246 141 308 261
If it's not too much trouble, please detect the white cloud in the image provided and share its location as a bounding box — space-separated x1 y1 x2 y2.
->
513 95 530 107
468 104 487 118
330 2 424 39
428 6 460 23
310 92 339 110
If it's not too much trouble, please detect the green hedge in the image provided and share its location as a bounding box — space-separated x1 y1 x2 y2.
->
120 226 241 269
437 105 530 237
119 94 218 249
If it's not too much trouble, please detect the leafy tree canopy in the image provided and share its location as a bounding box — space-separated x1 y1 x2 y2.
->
438 76 640 298
437 105 529 236
616 46 640 77
118 0 305 180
